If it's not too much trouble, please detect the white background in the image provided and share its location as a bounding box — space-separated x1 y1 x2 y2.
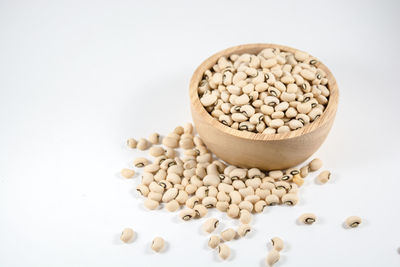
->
1 0 400 266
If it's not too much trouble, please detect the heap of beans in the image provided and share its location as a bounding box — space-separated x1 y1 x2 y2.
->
121 123 332 263
120 124 367 265
197 48 330 134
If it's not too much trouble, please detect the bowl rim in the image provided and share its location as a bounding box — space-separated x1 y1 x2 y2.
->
189 43 339 141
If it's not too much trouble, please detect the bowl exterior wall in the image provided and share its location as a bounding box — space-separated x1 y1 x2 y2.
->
191 104 335 170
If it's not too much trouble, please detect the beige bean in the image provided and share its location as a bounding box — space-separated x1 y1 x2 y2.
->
239 209 252 224
148 192 162 202
317 170 331 184
137 138 149 150
120 228 135 243
151 237 165 252
144 164 160 173
266 249 280 266
121 168 135 178
203 218 219 233
203 174 220 187
149 133 160 144
162 136 178 148
144 199 159 210
221 228 236 241
127 138 137 149
309 158 323 171
227 204 240 218
202 196 217 208
136 184 149 197
175 190 189 204
216 201 229 212
165 200 180 212
180 209 196 221
218 243 231 260
299 213 317 224
193 204 208 218
346 216 362 228
133 157 149 168
237 224 251 237
265 194 279 206
254 200 267 213
239 200 253 212
282 193 299 206
162 188 178 202
208 235 221 249
292 174 304 187
271 237 284 251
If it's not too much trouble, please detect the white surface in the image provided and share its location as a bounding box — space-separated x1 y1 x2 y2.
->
1 0 400 266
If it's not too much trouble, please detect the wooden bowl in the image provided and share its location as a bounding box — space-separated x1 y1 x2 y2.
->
189 43 339 170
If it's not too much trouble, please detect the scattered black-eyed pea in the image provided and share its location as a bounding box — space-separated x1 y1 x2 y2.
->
141 172 154 185
299 213 317 224
121 168 135 178
144 164 160 173
151 237 165 252
238 200 253 212
120 228 135 243
208 235 221 249
137 138 149 150
245 194 260 204
165 147 176 158
186 196 200 209
266 249 280 266
237 224 251 237
136 184 149 197
292 174 304 187
317 170 331 184
275 181 291 190
300 165 309 178
239 209 252 224
202 196 217 208
127 138 137 149
158 180 172 190
227 204 240 218
173 126 184 135
133 157 149 168
179 138 195 150
162 188 178 202
148 192 163 202
271 237 284 251
269 170 283 179
149 181 164 194
179 209 196 221
193 204 208 218
221 228 236 241
162 136 179 148
271 188 286 198
309 158 323 171
144 198 159 210
149 146 165 157
345 216 362 228
282 193 299 206
203 218 219 233
203 174 220 187
254 200 267 213
165 200 180 212
149 133 160 144
218 243 231 260
266 194 279 206
216 201 229 212
229 191 242 204
175 190 189 204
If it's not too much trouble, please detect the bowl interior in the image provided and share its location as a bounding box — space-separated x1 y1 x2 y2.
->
189 43 339 141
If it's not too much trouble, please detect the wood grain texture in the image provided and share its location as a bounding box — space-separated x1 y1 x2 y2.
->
189 43 339 170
